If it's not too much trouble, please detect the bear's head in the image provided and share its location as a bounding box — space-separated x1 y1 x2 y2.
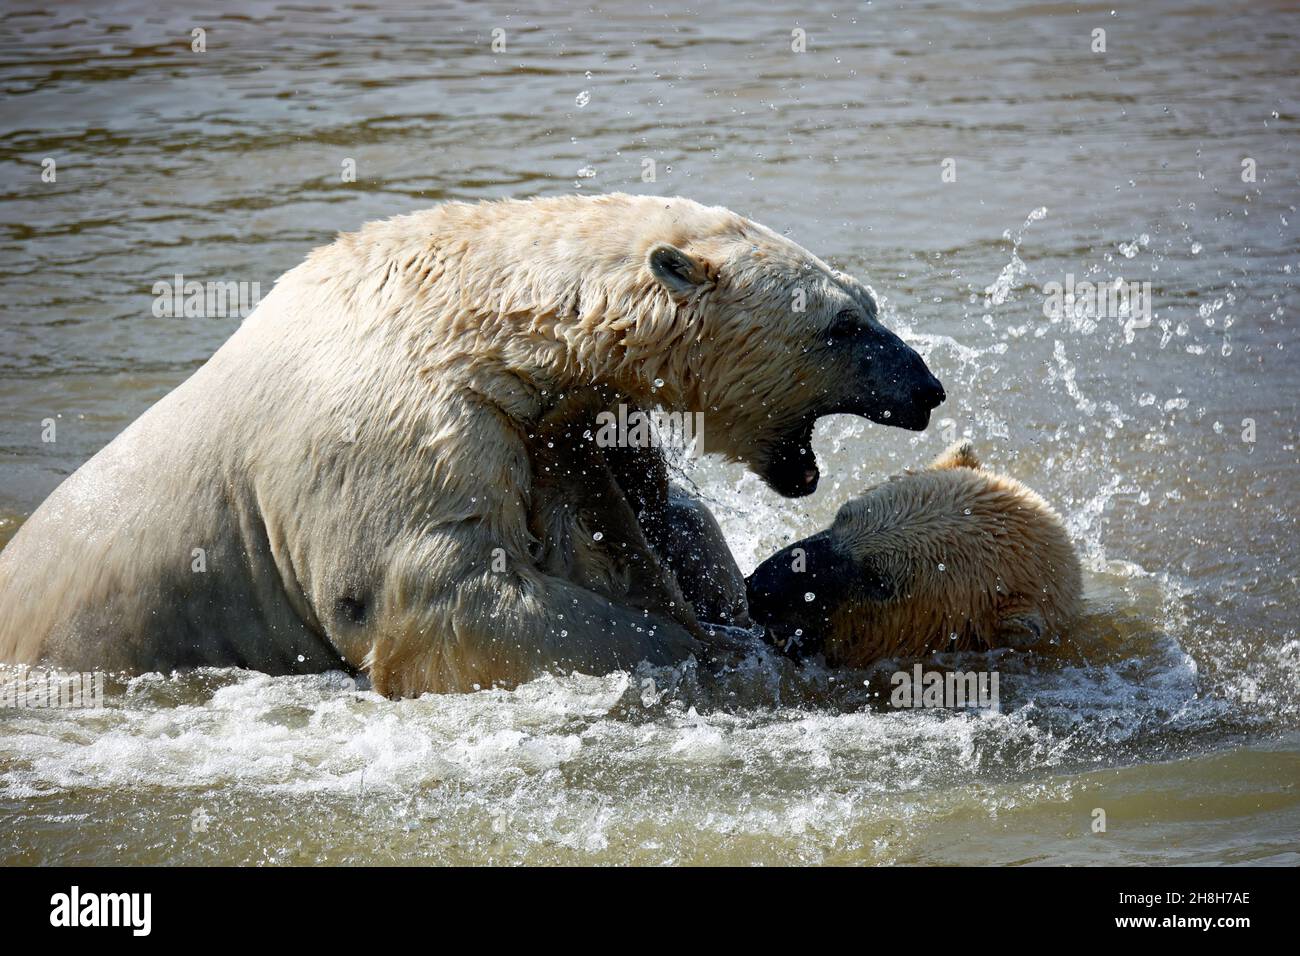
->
444 194 943 498
628 199 945 497
744 441 1082 664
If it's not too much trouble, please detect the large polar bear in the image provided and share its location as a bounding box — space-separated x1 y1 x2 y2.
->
0 194 944 696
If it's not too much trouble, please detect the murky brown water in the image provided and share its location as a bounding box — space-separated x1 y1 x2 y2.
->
1 0 1298 865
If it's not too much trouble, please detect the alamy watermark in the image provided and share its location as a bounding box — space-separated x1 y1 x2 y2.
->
890 664 999 710
50 886 151 936
1042 273 1152 333
593 403 705 457
152 273 261 318
0 667 105 709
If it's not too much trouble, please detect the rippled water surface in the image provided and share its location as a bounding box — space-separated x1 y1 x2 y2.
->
1 0 1297 865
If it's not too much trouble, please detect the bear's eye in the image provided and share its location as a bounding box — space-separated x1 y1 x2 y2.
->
826 309 861 340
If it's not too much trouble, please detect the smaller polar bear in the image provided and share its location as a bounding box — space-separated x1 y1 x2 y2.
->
746 442 1082 667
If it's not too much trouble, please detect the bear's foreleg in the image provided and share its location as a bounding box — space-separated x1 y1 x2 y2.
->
529 397 702 635
361 524 706 698
601 440 752 627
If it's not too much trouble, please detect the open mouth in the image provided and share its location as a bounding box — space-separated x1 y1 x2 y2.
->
757 371 945 496
759 418 820 498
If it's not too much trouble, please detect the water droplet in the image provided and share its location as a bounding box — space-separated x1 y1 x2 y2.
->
592 531 604 541
804 592 816 602
575 90 591 108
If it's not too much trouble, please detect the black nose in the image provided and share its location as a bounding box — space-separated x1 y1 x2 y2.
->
916 371 945 408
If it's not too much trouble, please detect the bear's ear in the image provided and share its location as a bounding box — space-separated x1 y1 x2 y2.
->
929 440 980 471
647 243 707 299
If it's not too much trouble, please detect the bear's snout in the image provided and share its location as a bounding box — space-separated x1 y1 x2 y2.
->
914 369 946 409
846 329 945 431
746 532 857 648
901 368 947 428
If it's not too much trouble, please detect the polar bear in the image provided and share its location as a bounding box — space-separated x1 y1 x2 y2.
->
0 194 944 696
746 442 1082 667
